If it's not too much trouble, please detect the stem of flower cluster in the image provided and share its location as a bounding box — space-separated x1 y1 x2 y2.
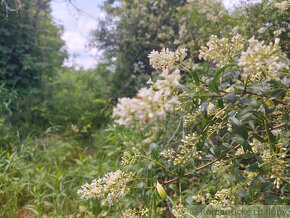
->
140 155 176 176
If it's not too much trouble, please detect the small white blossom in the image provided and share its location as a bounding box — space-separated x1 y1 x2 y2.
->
122 208 149 217
113 69 181 127
193 193 211 205
148 48 187 71
207 102 215 114
210 188 237 205
172 203 187 218
77 170 134 205
162 133 201 165
231 25 239 35
275 27 286 37
199 34 244 67
257 27 266 34
274 0 289 12
121 147 141 165
238 37 287 82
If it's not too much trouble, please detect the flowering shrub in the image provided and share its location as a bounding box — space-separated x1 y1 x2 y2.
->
112 68 181 126
79 10 289 218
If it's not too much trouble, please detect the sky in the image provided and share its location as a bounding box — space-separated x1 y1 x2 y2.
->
51 0 239 69
51 0 105 69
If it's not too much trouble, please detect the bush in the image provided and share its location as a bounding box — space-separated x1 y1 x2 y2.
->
43 67 112 135
78 24 289 218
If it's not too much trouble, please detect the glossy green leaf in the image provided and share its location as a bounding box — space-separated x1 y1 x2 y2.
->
209 63 236 92
230 117 248 140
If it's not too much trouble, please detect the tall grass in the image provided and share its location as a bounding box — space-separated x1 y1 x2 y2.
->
0 129 119 217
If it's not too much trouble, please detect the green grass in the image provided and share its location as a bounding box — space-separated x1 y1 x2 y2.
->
0 131 115 217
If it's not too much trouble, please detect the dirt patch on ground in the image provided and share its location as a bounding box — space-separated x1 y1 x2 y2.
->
18 208 35 218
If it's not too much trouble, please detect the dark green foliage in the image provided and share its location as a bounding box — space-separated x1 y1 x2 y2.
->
0 0 66 90
45 67 112 134
0 15 39 89
91 0 186 98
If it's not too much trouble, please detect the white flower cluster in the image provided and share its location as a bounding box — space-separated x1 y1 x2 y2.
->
148 48 187 71
260 147 288 189
206 13 218 22
210 188 237 206
213 160 230 173
249 139 264 154
162 133 201 165
199 35 244 67
274 0 289 12
244 171 259 186
77 170 134 205
113 68 181 127
192 193 211 205
258 27 267 34
157 207 167 215
273 28 286 37
238 37 287 82
172 203 187 218
121 147 141 165
122 208 149 218
248 140 288 189
184 112 199 126
149 68 181 91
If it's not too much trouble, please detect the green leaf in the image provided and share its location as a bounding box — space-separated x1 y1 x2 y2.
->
189 169 196 174
264 100 275 114
246 163 262 172
238 190 249 197
217 98 224 108
224 93 237 103
156 182 167 200
177 166 185 178
190 70 199 85
261 182 274 192
230 117 248 140
270 88 286 99
250 176 259 190
242 140 252 152
209 63 236 92
169 184 179 193
264 194 281 204
264 121 277 144
213 146 221 157
45 182 55 191
150 143 159 160
201 118 207 128
252 132 267 143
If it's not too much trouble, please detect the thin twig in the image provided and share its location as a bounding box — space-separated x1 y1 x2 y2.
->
166 201 174 218
269 122 286 130
161 118 182 155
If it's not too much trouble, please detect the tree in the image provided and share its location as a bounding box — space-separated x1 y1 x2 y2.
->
0 0 67 132
91 0 186 99
0 0 66 90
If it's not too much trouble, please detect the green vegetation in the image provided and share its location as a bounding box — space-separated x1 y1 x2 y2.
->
0 0 289 217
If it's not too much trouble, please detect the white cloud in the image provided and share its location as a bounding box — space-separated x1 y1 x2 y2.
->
62 31 86 52
77 19 98 36
59 17 99 69
51 0 102 69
